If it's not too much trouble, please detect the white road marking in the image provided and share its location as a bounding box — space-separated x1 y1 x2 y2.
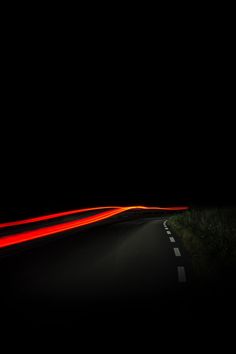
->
169 237 175 243
167 230 171 235
174 247 181 257
177 266 186 282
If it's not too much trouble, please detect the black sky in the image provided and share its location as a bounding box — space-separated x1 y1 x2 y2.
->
1 29 235 220
1 92 234 220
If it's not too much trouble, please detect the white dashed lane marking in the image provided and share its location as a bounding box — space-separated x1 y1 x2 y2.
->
177 266 187 282
162 221 186 283
173 247 181 257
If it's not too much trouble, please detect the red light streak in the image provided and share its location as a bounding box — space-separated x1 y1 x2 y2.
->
0 205 188 229
0 206 121 229
0 205 189 249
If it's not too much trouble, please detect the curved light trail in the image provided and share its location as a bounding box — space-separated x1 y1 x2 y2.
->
0 205 188 249
0 205 188 229
0 206 121 229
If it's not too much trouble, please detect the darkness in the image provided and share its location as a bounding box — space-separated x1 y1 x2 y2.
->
0 20 235 221
1 10 236 349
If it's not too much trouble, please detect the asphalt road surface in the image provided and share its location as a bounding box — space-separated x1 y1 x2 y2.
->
0 210 234 338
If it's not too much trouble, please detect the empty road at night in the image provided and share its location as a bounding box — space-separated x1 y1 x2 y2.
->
0 207 197 330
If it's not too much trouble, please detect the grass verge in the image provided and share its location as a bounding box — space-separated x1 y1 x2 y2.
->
169 208 236 281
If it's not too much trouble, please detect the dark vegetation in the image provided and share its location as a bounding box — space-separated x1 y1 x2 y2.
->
169 208 236 282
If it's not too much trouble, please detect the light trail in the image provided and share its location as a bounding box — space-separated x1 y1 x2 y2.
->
0 208 126 249
0 205 189 249
0 206 121 229
0 205 188 229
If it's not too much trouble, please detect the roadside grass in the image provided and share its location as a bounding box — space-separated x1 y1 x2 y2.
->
169 208 236 280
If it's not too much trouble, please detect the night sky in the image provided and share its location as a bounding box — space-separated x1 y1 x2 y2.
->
1 96 234 221
1 38 234 220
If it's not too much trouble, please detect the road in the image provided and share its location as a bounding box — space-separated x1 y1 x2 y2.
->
0 209 196 331
2 207 235 345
